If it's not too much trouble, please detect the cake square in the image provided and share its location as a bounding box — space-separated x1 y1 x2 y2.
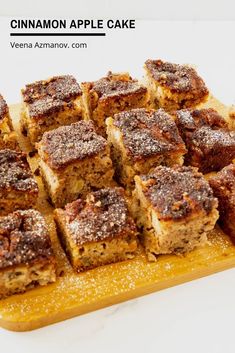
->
82 72 150 136
144 59 209 110
0 209 56 299
175 108 235 173
0 149 38 215
20 75 84 145
106 108 186 189
133 165 218 261
54 187 138 272
0 94 18 150
37 121 114 208
209 164 235 239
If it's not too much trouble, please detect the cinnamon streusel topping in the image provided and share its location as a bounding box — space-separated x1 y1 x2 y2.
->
40 121 107 170
0 149 38 193
0 209 54 269
22 75 82 118
145 59 209 95
90 72 147 99
140 165 217 221
113 108 186 160
64 187 136 244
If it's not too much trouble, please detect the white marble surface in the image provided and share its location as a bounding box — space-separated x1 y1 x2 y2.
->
0 18 235 353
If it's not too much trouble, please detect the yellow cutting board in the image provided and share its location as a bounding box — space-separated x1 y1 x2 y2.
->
0 99 235 332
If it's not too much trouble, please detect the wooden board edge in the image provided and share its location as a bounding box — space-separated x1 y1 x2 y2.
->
1 256 235 332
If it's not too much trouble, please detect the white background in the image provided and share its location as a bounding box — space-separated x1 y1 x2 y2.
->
1 1 235 352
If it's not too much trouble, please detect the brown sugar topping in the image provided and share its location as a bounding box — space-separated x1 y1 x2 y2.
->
0 209 54 269
22 75 82 118
90 72 147 99
145 59 209 95
141 165 217 221
64 187 136 244
0 149 38 193
113 108 186 160
40 121 107 170
0 95 8 121
176 108 227 137
210 164 235 191
175 109 235 172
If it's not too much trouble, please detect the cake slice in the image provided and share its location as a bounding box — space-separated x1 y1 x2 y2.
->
0 94 18 150
82 71 149 135
175 108 235 173
0 149 38 215
209 164 235 239
20 75 84 145
37 121 114 208
0 209 56 299
144 59 209 110
133 165 219 261
106 108 186 189
54 187 138 272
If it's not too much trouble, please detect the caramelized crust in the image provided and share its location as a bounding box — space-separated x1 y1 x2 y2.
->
88 71 147 99
0 149 38 193
0 95 8 121
209 164 235 237
63 187 136 245
113 108 186 161
22 75 82 119
145 59 209 95
38 121 107 170
175 108 235 173
140 165 217 221
0 209 54 270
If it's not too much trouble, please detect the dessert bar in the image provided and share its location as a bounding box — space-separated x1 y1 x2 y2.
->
37 121 114 208
0 149 38 215
106 108 186 189
20 75 83 145
209 164 235 239
0 209 56 299
175 108 235 173
132 165 219 260
144 59 209 110
54 187 138 272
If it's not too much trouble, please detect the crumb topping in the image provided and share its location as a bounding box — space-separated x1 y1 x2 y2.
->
64 187 136 244
175 109 235 172
176 108 227 138
210 164 235 192
0 209 54 269
113 108 186 160
0 95 8 121
22 75 82 118
145 59 208 95
141 165 217 220
0 149 38 193
90 72 146 99
40 121 107 170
